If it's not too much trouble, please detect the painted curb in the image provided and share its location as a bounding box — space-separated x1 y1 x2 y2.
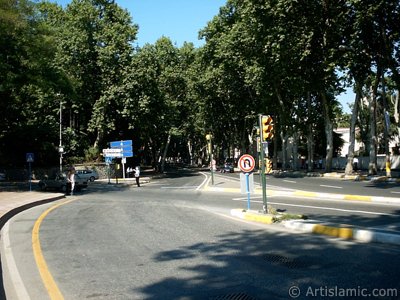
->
283 220 400 246
231 209 275 224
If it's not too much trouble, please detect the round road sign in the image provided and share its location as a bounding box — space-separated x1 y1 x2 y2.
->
238 154 255 173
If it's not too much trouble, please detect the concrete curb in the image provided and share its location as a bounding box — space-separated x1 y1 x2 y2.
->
0 192 65 230
283 220 400 246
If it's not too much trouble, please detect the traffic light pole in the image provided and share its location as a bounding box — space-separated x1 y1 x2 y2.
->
259 115 268 213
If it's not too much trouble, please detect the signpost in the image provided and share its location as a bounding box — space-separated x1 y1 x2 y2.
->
259 114 274 213
104 157 113 184
238 154 255 210
107 140 133 179
26 153 34 191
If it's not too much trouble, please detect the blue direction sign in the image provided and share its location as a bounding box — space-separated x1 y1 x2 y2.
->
110 140 133 157
110 140 132 148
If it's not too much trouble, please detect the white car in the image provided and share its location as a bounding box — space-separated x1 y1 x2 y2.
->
75 169 99 182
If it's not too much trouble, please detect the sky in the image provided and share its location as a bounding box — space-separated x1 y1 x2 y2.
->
52 0 353 113
53 0 227 47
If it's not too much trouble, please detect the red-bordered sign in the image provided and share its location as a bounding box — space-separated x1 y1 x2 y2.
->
238 154 255 173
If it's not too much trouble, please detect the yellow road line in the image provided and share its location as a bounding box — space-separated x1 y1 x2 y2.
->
344 194 372 202
32 198 76 300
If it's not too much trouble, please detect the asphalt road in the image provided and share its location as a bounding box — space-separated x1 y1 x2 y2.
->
3 169 400 299
230 172 400 198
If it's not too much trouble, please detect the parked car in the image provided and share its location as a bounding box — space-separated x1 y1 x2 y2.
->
38 173 88 192
220 162 234 173
75 169 99 182
0 169 6 181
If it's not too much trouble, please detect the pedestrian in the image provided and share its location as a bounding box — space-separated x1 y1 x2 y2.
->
353 157 359 171
134 166 140 187
67 166 76 195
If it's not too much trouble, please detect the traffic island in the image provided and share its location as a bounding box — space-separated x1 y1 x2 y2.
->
283 220 400 245
230 209 307 224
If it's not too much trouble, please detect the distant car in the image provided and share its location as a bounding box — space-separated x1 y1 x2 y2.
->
0 169 6 181
75 169 99 182
220 163 234 173
38 173 88 192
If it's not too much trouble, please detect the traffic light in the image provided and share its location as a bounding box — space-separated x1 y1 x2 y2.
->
261 115 274 142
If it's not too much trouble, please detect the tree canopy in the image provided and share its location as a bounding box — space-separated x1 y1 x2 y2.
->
1 0 400 174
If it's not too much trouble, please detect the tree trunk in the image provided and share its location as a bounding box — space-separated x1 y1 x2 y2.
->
292 131 299 171
368 84 378 175
160 133 171 173
281 130 288 170
345 82 361 175
93 128 104 151
306 92 314 172
187 139 193 165
394 92 400 138
381 75 391 177
367 65 382 175
321 92 333 172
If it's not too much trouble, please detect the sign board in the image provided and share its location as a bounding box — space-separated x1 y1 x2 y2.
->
110 140 132 148
110 140 133 158
105 157 113 164
238 154 255 173
103 148 123 158
26 153 34 163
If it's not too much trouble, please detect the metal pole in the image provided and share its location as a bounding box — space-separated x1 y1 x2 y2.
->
259 115 267 213
29 162 32 192
246 172 250 210
59 95 63 173
210 136 214 185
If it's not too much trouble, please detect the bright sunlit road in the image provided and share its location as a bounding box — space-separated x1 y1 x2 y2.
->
2 169 400 299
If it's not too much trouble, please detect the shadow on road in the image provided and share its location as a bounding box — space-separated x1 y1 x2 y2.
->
136 227 400 299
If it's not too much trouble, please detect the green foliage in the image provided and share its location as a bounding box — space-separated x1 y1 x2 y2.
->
2 0 400 169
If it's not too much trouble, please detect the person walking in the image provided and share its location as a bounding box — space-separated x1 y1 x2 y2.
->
134 166 140 187
67 166 76 195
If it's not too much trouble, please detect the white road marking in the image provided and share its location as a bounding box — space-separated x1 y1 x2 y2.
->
215 174 241 182
230 198 397 216
283 180 297 184
391 191 400 194
232 196 264 201
161 186 199 189
320 184 343 189
1 221 31 300
196 172 210 190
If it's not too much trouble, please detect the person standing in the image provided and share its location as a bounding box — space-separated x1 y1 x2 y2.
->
134 166 140 187
67 166 76 195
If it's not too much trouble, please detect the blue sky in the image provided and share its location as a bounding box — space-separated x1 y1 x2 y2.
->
52 0 226 47
51 0 353 113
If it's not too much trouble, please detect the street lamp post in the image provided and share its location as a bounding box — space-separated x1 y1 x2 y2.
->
206 133 214 185
58 94 63 173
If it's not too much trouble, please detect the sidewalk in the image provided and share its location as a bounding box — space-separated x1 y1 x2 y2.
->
0 190 64 229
